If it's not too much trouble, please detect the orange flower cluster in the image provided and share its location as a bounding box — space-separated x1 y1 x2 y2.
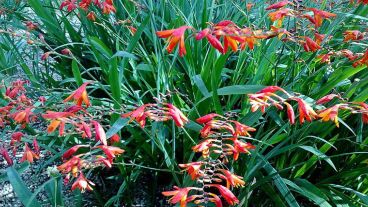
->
0 79 125 193
156 20 290 56
60 0 116 21
248 86 368 127
163 114 255 207
0 80 41 164
122 102 189 128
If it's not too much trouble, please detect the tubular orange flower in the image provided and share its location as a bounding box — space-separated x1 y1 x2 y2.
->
63 145 89 160
42 111 73 136
166 103 189 127
316 94 341 105
156 26 191 56
268 8 292 26
87 11 96 21
122 104 148 128
294 98 318 124
95 145 124 161
102 0 116 14
217 169 245 188
231 121 256 137
71 172 95 192
353 50 368 68
207 184 239 205
0 147 13 166
109 134 120 145
11 107 33 124
284 102 295 124
314 33 325 45
307 8 336 28
192 139 219 158
20 143 39 163
57 156 84 177
343 30 364 42
303 36 321 52
63 82 91 107
318 104 347 127
92 121 107 146
225 138 255 160
96 155 112 168
266 1 290 10
10 132 23 146
162 186 197 207
196 113 221 124
179 162 203 180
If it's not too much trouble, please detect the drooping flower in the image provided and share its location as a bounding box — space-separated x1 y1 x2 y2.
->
33 139 40 156
307 8 336 28
57 156 84 177
196 113 221 124
231 121 256 137
71 172 95 192
122 104 148 128
343 30 364 42
217 169 245 188
165 103 189 127
316 94 341 105
179 162 203 180
284 102 295 124
192 139 219 158
294 98 318 124
353 50 368 68
92 121 107 146
224 138 255 160
162 186 197 207
20 143 39 163
102 0 116 14
302 36 321 52
0 147 13 166
60 0 77 12
268 8 293 26
207 184 239 205
318 104 347 127
63 82 91 107
42 111 74 135
63 145 89 160
266 1 291 10
156 26 191 56
87 11 96 21
11 107 33 124
95 145 124 161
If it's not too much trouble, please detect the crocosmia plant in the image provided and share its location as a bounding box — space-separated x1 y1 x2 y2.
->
0 0 368 206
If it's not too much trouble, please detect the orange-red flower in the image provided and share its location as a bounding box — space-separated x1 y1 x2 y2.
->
156 26 191 56
63 145 89 160
284 102 295 124
318 104 347 127
207 184 239 205
353 50 368 68
192 139 219 158
42 111 74 136
217 169 245 188
122 104 148 128
109 134 120 145
0 147 13 166
162 186 197 207
11 107 33 126
294 98 318 124
60 0 77 12
316 94 341 105
71 172 95 192
102 0 116 14
57 156 84 177
92 121 107 146
63 82 91 107
268 8 292 26
87 11 96 21
343 30 364 42
266 1 291 10
196 113 221 124
303 36 321 52
179 162 203 180
95 145 124 161
231 121 256 137
307 8 336 28
20 143 39 163
166 103 189 127
224 138 255 160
